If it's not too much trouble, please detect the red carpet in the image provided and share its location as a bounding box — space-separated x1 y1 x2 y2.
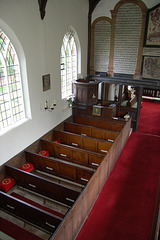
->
138 100 160 136
0 217 43 240
11 192 64 218
76 132 160 239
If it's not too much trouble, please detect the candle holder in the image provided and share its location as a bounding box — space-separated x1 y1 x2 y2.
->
44 100 56 112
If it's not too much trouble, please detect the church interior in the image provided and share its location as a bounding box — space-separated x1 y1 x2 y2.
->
0 0 160 240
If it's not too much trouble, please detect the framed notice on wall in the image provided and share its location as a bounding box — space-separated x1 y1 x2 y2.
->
142 56 160 79
42 74 50 91
144 3 160 47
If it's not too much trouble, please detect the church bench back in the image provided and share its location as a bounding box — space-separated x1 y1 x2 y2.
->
25 151 95 185
40 139 104 169
5 165 80 207
64 122 119 142
73 115 125 131
0 191 62 233
52 130 113 154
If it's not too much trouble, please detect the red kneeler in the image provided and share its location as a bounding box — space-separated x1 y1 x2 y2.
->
53 140 61 143
0 177 16 192
20 162 34 172
39 150 49 157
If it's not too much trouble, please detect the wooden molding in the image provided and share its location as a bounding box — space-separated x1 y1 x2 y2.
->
114 0 147 12
38 0 48 20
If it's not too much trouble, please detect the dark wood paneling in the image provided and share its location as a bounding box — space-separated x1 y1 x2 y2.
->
64 122 119 141
40 139 104 169
0 191 62 233
25 151 94 185
73 115 125 131
5 165 80 207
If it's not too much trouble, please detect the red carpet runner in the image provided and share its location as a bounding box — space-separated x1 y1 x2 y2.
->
10 192 64 218
76 101 160 240
0 217 43 240
138 100 160 136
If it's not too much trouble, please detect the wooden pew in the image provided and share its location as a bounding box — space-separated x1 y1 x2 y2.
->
25 151 95 185
0 115 131 240
64 122 119 142
0 191 62 233
40 139 104 169
52 130 113 155
73 115 125 131
5 165 80 207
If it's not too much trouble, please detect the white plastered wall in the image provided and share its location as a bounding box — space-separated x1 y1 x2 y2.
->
0 0 88 165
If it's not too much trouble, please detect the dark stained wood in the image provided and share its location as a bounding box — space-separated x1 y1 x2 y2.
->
64 122 119 141
73 104 117 120
52 129 113 154
40 139 104 169
0 111 133 240
5 165 80 207
0 191 62 233
73 115 125 131
25 151 95 185
89 0 101 15
74 79 99 105
135 86 143 131
51 118 131 240
38 0 48 20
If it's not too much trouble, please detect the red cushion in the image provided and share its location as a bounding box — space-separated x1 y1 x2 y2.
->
53 140 61 143
20 162 34 172
0 177 16 192
39 150 49 157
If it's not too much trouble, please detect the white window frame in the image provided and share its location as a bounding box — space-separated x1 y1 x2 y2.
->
61 29 78 100
0 26 31 135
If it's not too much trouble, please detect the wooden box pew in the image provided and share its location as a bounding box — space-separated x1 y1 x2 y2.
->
40 139 104 169
25 151 95 186
73 115 125 132
0 191 62 233
64 122 119 143
52 130 113 155
5 165 81 208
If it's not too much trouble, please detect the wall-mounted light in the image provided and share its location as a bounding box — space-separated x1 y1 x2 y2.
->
44 100 56 111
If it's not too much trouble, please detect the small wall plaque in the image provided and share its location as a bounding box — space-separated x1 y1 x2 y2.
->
43 74 50 91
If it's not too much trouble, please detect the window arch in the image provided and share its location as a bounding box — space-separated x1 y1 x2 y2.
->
0 30 25 131
61 30 77 99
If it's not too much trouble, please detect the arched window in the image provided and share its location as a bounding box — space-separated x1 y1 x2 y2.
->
0 30 25 131
61 30 77 99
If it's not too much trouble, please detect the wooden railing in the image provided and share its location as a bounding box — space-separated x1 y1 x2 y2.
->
143 88 160 99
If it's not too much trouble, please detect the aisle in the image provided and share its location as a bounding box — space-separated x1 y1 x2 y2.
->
138 100 160 136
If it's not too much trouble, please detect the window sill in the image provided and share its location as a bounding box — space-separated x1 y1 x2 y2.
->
0 118 31 137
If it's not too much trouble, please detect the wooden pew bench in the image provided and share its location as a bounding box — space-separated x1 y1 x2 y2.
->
64 122 119 142
0 191 62 233
52 130 113 155
73 115 125 132
40 139 104 169
25 151 95 186
5 165 81 207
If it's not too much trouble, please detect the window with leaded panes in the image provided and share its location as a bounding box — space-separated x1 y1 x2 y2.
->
0 30 25 131
61 30 77 99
